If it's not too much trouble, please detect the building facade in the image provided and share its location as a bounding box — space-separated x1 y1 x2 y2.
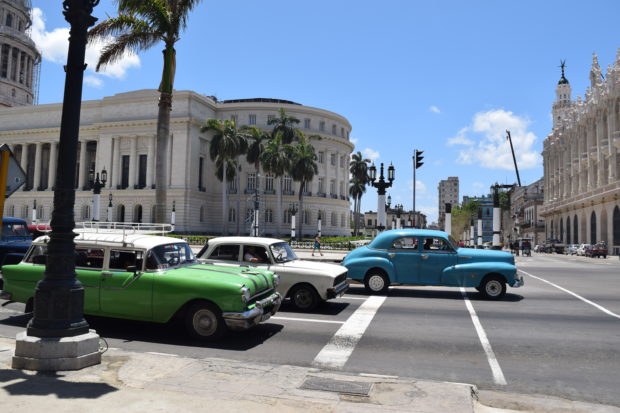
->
0 90 354 236
509 179 545 246
0 0 40 107
540 51 620 254
438 176 459 230
462 195 494 244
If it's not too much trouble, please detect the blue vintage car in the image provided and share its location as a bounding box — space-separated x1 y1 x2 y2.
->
342 229 523 299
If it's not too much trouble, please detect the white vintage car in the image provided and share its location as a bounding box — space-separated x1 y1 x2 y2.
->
197 237 349 311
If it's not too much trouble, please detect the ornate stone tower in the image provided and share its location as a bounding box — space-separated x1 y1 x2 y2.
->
0 0 40 107
552 60 573 129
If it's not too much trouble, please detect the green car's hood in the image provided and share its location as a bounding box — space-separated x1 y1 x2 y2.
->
176 263 274 293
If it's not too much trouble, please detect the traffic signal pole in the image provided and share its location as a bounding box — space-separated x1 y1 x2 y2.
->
413 150 424 228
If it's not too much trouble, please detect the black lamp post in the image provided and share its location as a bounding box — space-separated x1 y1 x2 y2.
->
89 167 107 221
25 0 99 341
369 162 395 232
395 203 403 229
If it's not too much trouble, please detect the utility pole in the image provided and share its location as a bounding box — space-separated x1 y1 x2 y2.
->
506 130 521 186
413 150 424 228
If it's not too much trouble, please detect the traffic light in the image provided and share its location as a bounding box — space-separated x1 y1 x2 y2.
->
415 150 424 169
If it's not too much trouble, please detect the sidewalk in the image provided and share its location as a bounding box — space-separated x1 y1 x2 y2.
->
0 336 478 413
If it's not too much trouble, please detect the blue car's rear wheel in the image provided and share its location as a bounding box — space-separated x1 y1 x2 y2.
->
364 270 389 294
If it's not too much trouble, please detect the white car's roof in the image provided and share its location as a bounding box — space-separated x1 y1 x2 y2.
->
209 236 286 245
34 232 186 250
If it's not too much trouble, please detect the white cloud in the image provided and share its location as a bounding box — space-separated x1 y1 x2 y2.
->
31 8 141 85
472 182 485 188
429 105 441 114
84 75 103 88
408 179 427 194
350 137 359 145
363 148 380 162
452 109 541 170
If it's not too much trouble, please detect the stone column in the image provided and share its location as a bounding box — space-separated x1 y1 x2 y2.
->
48 142 57 190
596 116 604 187
20 143 28 190
77 141 87 189
33 142 42 191
113 137 121 188
146 135 155 188
128 136 137 189
608 102 618 181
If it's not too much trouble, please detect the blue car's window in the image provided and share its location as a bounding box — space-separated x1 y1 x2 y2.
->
421 237 454 252
392 237 418 250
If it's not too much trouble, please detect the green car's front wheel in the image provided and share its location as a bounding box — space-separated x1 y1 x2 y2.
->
185 301 226 341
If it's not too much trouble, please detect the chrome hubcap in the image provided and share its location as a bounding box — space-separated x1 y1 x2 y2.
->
193 309 217 337
368 275 385 291
294 289 313 309
485 280 501 296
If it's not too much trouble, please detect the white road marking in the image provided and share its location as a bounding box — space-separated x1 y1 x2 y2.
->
340 296 368 300
460 288 507 386
271 316 344 324
519 270 620 319
146 351 179 357
312 295 386 369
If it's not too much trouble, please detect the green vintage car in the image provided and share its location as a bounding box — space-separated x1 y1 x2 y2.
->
0 230 281 340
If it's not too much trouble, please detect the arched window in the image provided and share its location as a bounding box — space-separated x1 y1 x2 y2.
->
7 205 15 217
265 209 273 223
613 206 620 246
573 215 578 244
560 218 564 243
200 206 206 222
6 13 12 27
82 204 90 220
21 205 28 219
590 211 597 244
331 212 337 226
228 208 236 223
303 210 309 225
38 205 44 221
566 217 570 245
117 205 125 222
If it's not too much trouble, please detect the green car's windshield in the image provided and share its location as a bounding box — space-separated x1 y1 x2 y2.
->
269 242 298 263
147 242 196 269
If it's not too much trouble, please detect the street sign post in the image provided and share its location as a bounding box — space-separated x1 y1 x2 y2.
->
0 144 27 224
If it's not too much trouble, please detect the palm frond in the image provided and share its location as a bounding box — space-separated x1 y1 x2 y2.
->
95 31 159 70
88 14 152 43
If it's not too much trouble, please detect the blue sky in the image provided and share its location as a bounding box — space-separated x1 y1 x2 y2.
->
31 0 620 224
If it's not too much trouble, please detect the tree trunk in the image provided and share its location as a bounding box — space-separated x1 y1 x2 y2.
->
353 197 358 236
298 181 304 241
222 167 228 235
276 176 282 237
154 91 171 223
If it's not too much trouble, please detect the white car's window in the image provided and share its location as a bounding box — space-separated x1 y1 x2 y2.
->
147 242 196 269
242 245 269 263
208 244 240 261
270 242 298 263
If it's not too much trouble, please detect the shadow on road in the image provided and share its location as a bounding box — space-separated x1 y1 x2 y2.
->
342 284 524 302
278 300 350 315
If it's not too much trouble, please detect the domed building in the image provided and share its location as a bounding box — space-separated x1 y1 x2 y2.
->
0 89 354 236
0 0 40 107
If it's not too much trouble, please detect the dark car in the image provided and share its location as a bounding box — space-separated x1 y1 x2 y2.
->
585 242 607 258
0 217 32 266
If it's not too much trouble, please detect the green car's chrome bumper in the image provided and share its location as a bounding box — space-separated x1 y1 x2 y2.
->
223 292 282 330
0 290 12 300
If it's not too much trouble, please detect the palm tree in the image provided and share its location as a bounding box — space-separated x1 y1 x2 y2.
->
349 152 371 236
286 135 318 240
243 126 270 179
268 108 301 144
260 133 289 237
88 0 202 223
201 119 247 235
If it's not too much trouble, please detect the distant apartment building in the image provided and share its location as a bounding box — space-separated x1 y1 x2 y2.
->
462 194 493 244
438 177 459 230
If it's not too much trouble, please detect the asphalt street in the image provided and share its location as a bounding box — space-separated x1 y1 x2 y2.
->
1 252 619 407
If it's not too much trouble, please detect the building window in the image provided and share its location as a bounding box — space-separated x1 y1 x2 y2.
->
283 209 291 224
318 177 325 194
331 212 337 226
340 127 344 137
304 118 311 129
332 124 336 135
267 115 275 123
283 176 292 192
341 213 346 227
0 45 9 78
303 210 309 225
228 178 237 191
228 208 236 223
265 209 273 223
319 121 325 132
82 205 90 220
138 154 147 189
330 153 336 166
330 180 335 195
247 173 256 191
121 155 130 189
117 205 125 222
10 48 18 81
6 13 12 27
265 174 274 191
249 114 256 125
318 151 324 164
340 156 345 168
198 156 205 190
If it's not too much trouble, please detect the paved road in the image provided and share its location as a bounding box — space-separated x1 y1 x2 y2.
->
1 253 619 407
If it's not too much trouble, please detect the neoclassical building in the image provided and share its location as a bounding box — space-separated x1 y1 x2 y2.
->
540 51 620 253
0 0 40 107
0 89 354 236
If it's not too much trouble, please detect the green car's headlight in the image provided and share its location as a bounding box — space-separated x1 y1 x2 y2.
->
272 273 280 287
241 286 251 303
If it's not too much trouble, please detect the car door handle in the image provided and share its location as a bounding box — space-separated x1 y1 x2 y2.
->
421 254 429 260
101 271 113 277
388 253 395 258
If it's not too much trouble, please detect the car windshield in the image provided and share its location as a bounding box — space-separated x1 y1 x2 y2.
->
269 242 298 263
2 222 30 239
147 242 196 269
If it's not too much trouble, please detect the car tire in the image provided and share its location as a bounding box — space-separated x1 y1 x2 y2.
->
289 284 320 311
364 270 390 294
184 301 226 341
479 275 506 300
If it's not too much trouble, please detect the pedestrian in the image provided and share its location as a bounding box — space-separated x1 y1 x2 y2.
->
312 234 323 256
